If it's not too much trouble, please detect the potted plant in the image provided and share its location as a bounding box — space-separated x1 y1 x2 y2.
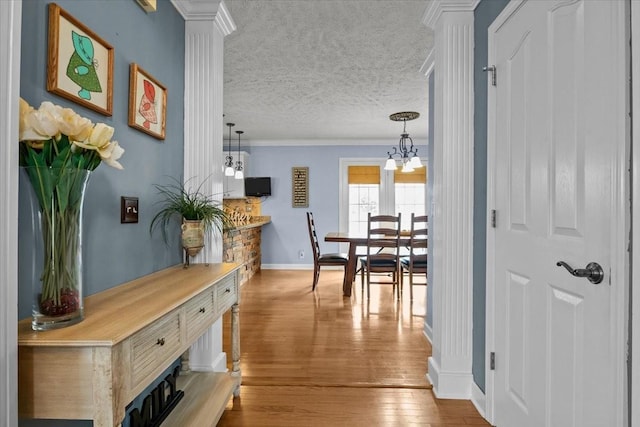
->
150 176 229 262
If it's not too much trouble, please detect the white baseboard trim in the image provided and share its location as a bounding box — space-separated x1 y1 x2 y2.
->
471 381 487 419
261 264 310 270
423 320 433 344
427 356 473 399
191 351 227 373
261 264 345 271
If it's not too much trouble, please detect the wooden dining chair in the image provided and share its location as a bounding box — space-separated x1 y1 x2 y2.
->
306 212 349 291
362 212 402 299
401 214 428 300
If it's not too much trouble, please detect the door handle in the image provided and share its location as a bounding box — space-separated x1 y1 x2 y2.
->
556 261 604 284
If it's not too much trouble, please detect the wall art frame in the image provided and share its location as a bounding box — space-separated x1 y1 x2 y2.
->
128 63 167 140
292 166 309 208
47 3 114 116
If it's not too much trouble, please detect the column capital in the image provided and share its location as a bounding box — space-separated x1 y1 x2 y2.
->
171 0 236 35
423 0 480 29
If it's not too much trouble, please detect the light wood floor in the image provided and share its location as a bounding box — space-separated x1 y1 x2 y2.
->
220 269 489 426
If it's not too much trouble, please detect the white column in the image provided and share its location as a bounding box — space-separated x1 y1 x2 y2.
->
171 0 235 372
632 2 640 424
422 0 477 399
0 1 21 425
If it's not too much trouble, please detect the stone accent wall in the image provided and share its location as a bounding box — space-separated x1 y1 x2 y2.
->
223 226 262 286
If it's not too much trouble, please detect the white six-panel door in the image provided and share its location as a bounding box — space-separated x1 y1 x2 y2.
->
487 1 627 426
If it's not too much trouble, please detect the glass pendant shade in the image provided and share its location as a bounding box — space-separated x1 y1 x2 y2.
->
401 161 414 173
384 158 397 170
234 169 244 179
225 166 235 176
410 155 423 168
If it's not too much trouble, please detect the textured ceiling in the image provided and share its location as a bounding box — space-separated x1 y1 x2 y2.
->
223 0 433 143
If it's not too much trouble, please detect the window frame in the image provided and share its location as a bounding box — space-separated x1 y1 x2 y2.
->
339 157 426 251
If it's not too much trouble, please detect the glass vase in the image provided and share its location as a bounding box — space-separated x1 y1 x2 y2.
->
22 166 91 331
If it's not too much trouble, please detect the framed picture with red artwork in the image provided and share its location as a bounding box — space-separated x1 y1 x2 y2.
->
128 63 167 140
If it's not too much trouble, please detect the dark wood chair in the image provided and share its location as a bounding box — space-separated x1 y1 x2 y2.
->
362 213 402 299
306 212 348 291
401 214 428 300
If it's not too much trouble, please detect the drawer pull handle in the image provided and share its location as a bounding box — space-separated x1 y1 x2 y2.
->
225 288 231 293
156 338 165 346
199 307 206 313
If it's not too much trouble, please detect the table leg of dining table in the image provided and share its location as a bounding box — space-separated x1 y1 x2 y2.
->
343 243 358 297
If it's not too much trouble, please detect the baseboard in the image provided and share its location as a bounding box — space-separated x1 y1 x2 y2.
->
427 356 473 399
471 381 486 419
261 264 310 270
261 264 345 271
423 320 433 344
191 351 227 373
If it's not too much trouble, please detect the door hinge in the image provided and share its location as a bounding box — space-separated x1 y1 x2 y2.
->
491 209 497 228
483 65 497 86
490 352 496 370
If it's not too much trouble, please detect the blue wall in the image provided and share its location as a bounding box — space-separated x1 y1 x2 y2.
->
472 0 510 393
19 1 184 424
245 143 427 266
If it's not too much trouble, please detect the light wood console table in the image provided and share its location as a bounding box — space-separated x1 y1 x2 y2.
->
18 263 241 426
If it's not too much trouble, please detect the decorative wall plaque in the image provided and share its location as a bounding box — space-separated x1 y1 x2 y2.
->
292 167 309 208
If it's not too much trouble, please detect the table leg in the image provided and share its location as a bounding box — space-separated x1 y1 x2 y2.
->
343 243 358 297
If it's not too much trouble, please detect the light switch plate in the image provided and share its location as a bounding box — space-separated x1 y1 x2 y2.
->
121 197 139 223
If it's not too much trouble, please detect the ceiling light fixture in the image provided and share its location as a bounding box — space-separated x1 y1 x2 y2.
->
384 111 423 172
225 122 235 177
234 130 244 180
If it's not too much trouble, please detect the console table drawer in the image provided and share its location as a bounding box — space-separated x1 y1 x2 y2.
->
216 275 238 314
185 288 215 341
131 310 182 386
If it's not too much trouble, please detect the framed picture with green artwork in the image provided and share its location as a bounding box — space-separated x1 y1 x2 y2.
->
47 3 114 116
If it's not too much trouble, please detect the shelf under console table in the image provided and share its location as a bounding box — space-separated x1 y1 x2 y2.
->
18 263 241 426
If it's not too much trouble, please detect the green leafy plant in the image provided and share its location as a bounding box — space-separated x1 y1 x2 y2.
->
150 176 229 243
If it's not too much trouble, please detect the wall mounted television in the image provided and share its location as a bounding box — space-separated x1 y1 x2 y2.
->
245 177 272 197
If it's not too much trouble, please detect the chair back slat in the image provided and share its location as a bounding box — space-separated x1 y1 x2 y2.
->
360 212 402 298
306 212 321 262
402 213 428 300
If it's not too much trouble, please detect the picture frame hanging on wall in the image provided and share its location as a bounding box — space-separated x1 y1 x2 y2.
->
47 3 114 116
128 63 167 140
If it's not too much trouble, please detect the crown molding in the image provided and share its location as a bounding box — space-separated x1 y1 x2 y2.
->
244 138 429 147
420 48 435 77
171 0 237 35
422 0 480 29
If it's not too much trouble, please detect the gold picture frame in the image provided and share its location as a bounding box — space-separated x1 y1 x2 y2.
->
292 167 309 208
47 3 114 116
128 63 167 140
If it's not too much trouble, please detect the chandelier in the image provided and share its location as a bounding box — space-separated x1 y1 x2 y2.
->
224 122 235 177
234 130 244 179
384 111 423 172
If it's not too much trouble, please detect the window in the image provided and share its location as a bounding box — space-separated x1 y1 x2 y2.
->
347 166 380 235
340 159 426 236
394 168 426 230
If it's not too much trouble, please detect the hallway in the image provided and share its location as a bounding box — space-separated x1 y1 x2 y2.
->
220 269 488 426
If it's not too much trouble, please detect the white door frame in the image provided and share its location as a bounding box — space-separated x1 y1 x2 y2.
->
0 1 21 425
485 0 630 425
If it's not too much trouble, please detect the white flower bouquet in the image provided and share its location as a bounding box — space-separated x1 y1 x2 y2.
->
19 98 124 328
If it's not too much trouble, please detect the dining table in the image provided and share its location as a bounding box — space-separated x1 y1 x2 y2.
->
324 231 423 297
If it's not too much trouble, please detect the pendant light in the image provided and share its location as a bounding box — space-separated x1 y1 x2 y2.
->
234 130 244 180
384 111 423 172
224 122 235 177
